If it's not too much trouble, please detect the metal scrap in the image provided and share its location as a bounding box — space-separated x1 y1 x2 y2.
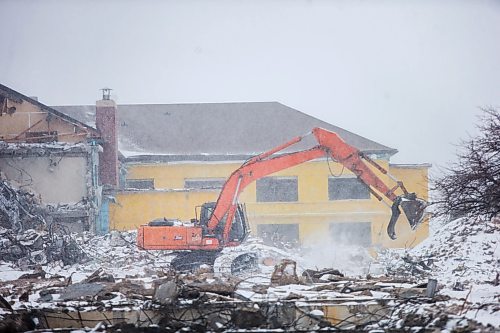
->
0 180 45 232
270 259 300 286
0 181 86 268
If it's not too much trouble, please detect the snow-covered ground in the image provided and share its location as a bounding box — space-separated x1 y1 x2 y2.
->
378 216 500 329
1 217 499 331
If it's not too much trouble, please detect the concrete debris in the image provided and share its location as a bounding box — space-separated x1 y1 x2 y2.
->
230 305 267 329
303 267 344 283
0 225 85 267
0 180 45 232
154 281 178 305
0 216 498 332
59 282 105 301
379 217 500 286
0 141 91 157
183 279 237 297
83 268 115 283
0 179 87 268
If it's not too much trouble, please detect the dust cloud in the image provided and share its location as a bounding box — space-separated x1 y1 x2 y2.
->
299 231 379 277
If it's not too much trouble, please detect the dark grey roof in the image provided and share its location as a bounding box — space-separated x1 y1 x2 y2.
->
52 102 397 161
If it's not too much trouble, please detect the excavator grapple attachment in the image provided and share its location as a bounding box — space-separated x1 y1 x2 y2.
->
387 193 427 240
401 197 428 230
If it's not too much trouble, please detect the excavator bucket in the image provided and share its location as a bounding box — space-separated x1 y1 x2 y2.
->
387 193 427 240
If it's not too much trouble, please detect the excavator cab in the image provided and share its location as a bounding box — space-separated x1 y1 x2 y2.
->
198 202 251 244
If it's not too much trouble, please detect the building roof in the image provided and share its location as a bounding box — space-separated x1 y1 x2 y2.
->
52 102 397 162
0 83 97 135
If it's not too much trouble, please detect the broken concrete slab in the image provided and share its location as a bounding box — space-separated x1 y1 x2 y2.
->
83 268 115 283
59 283 105 301
183 280 237 297
154 281 178 305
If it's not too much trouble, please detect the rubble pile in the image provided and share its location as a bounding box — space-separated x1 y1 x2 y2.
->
66 230 174 279
374 217 500 330
0 217 499 331
0 180 86 268
0 180 45 232
2 261 497 332
380 217 499 285
366 298 498 332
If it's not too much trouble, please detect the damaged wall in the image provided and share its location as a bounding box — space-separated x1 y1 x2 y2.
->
0 142 101 232
0 84 101 232
0 155 87 204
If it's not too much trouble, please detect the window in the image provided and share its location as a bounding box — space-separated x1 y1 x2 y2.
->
329 222 372 247
126 178 154 190
328 177 370 200
257 223 299 247
26 131 58 143
185 178 225 190
256 176 298 202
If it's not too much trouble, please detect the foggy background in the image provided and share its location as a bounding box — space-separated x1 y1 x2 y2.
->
1 0 499 169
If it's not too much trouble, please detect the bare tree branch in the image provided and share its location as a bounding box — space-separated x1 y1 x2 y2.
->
432 107 500 220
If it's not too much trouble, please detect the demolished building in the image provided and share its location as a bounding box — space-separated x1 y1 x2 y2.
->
0 83 101 232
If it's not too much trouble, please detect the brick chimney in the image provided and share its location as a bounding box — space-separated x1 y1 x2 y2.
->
96 88 118 187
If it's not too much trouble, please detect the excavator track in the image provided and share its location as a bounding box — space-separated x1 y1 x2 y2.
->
170 250 259 275
214 250 259 275
170 251 220 272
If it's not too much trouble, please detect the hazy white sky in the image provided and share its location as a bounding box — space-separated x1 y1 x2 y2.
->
1 0 499 169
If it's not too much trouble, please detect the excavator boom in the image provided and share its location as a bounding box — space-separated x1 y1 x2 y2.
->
205 127 427 243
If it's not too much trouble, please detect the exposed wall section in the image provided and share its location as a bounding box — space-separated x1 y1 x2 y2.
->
0 84 96 143
0 142 101 232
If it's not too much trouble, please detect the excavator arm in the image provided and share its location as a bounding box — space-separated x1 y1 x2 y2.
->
207 127 427 243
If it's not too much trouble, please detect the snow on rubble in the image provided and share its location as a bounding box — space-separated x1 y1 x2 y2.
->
382 217 499 285
376 216 500 329
1 216 499 331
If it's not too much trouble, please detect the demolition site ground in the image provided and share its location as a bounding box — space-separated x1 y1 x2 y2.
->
0 181 499 332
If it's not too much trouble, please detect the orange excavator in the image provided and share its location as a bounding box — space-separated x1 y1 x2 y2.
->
137 127 427 272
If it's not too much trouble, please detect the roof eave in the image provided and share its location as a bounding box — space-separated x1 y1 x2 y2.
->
120 148 399 164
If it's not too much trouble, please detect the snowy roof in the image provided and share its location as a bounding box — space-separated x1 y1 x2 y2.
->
52 102 397 161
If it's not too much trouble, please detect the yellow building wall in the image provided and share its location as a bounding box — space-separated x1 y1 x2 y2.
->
0 98 91 143
110 158 429 249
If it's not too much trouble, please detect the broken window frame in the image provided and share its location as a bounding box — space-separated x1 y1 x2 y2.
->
256 176 298 202
328 176 370 200
125 178 155 190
